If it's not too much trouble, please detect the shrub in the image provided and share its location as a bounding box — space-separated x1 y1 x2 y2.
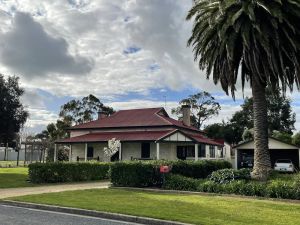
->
209 168 251 184
29 162 110 183
110 161 161 187
163 174 200 191
171 160 232 179
266 180 296 199
110 160 231 187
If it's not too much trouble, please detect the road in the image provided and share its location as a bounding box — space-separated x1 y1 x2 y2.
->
0 204 143 225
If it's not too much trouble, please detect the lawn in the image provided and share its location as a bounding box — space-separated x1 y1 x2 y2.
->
10 188 300 225
0 167 34 188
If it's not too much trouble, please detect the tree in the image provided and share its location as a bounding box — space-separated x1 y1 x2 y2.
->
204 122 240 144
59 94 114 125
292 132 300 147
0 75 28 144
229 88 295 142
172 91 221 129
272 130 292 144
187 1 300 180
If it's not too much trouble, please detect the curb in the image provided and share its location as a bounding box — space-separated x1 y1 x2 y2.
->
0 200 191 225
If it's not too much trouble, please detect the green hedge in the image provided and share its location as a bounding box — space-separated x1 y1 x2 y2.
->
29 162 110 183
110 160 231 187
163 174 300 200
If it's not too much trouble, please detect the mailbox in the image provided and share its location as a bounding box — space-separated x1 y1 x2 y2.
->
160 165 170 173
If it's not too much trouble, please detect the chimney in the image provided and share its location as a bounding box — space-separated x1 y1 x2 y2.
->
182 105 191 126
97 110 107 120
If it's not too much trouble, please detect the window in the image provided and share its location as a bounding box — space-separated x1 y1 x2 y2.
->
177 146 195 159
87 146 94 158
198 144 206 157
186 146 195 157
209 145 215 158
141 143 150 158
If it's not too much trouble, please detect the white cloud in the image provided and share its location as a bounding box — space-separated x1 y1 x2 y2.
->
0 0 300 132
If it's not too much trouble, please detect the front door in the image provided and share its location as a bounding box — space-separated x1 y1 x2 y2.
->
141 143 150 159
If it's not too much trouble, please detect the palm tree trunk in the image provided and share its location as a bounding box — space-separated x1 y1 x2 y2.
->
251 78 271 181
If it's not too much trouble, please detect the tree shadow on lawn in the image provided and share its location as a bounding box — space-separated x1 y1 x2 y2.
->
0 173 33 188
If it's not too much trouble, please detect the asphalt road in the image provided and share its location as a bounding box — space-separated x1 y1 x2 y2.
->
0 204 143 225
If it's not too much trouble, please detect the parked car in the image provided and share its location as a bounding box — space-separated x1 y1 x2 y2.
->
240 155 254 168
274 159 295 172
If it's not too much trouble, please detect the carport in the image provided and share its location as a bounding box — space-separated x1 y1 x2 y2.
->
233 137 300 169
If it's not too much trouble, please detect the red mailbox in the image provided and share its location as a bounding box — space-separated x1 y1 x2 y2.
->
160 165 170 173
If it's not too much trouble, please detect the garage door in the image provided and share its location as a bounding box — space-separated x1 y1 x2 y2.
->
270 149 299 169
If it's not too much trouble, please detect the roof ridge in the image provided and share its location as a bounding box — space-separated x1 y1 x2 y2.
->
154 108 173 125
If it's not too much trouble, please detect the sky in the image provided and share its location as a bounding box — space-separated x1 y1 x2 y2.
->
0 0 300 134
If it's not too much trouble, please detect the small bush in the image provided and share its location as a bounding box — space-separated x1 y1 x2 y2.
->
29 162 110 183
163 174 200 191
209 168 251 184
266 180 296 199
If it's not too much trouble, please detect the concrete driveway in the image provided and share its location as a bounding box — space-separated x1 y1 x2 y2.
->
0 181 110 199
0 204 142 225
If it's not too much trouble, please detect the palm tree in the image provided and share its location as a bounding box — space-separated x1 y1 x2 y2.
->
187 0 300 180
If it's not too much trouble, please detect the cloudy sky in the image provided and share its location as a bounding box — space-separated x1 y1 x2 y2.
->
0 0 300 134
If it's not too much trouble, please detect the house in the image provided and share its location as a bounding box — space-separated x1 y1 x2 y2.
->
55 106 224 162
233 137 300 169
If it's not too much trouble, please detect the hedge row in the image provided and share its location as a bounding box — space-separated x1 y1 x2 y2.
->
163 173 300 200
110 160 231 187
29 162 110 183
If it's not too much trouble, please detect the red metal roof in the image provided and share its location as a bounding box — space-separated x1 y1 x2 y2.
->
56 130 173 143
69 107 199 131
56 129 223 146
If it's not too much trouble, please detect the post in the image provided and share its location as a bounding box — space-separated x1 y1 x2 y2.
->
156 142 160 160
195 143 199 161
54 144 57 162
118 142 122 161
69 144 72 162
85 143 88 162
24 143 27 165
234 148 238 169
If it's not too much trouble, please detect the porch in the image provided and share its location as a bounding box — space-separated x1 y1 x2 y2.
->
54 141 224 162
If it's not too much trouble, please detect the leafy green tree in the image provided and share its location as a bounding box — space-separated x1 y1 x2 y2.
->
272 130 292 144
59 94 114 125
0 75 28 144
292 132 300 147
229 88 295 142
172 91 221 129
187 0 300 180
204 122 240 144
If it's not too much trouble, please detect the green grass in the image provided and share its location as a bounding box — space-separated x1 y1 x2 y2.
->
10 188 300 225
0 167 34 188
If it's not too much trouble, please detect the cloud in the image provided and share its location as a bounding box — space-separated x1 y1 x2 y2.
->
0 12 93 78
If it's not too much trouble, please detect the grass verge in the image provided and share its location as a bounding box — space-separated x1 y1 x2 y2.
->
0 167 34 188
9 188 300 225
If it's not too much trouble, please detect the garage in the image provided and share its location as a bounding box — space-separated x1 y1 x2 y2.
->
233 137 300 169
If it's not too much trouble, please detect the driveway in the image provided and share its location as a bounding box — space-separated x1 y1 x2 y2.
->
0 204 142 225
0 181 110 199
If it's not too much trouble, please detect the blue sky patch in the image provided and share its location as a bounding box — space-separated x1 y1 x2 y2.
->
123 46 141 54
